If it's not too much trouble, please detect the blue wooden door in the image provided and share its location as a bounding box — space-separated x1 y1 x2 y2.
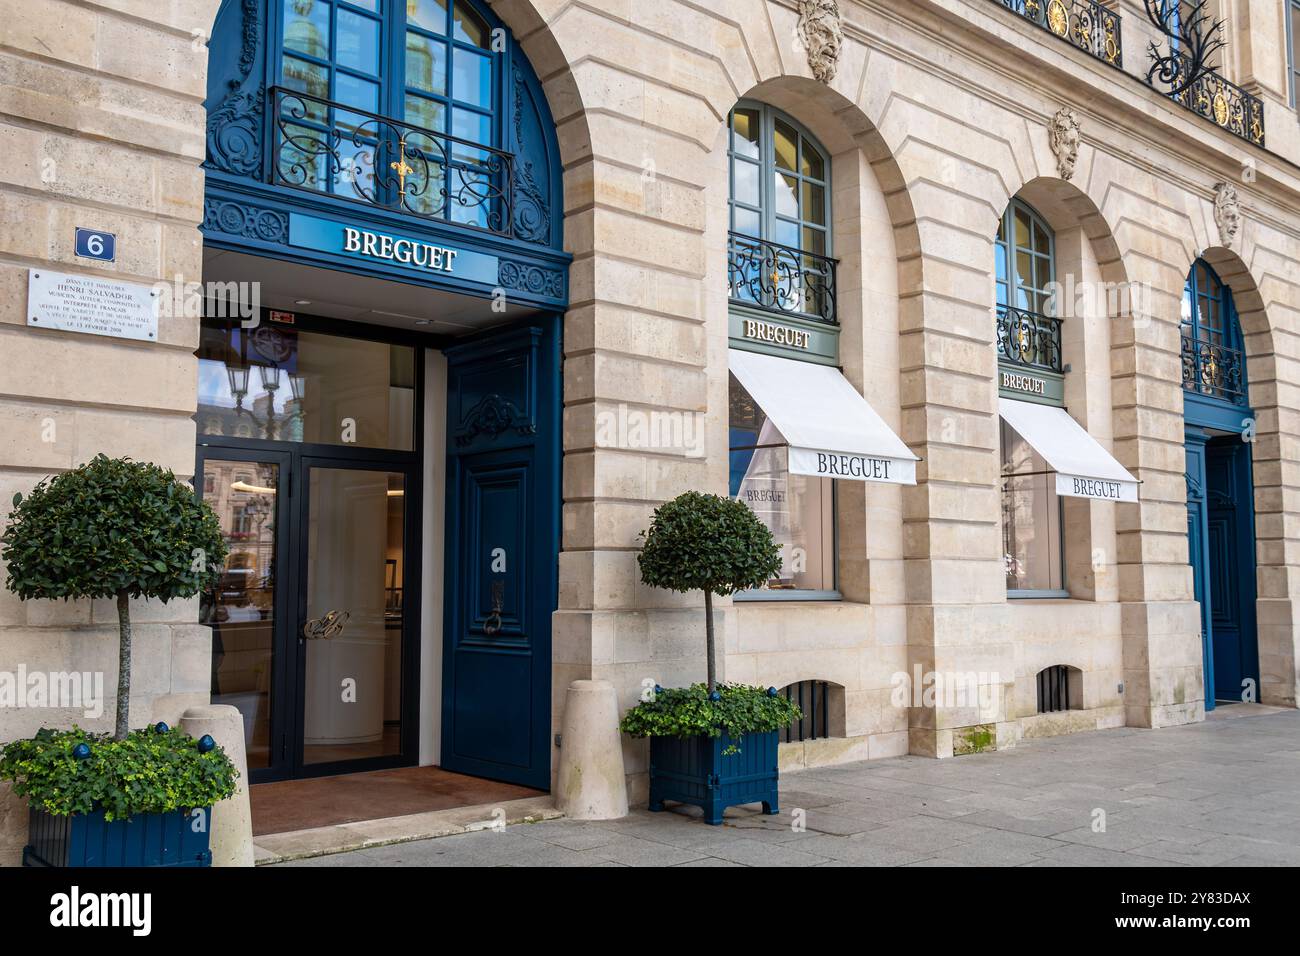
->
1185 430 1215 711
441 321 560 789
1205 438 1259 703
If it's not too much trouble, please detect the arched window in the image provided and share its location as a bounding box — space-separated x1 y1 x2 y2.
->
1036 664 1082 713
995 198 1055 316
1181 259 1247 406
776 680 842 742
727 103 833 321
996 199 1064 597
276 0 501 227
725 104 838 595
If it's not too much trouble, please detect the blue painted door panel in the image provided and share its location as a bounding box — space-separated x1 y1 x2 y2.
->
1185 430 1214 711
449 455 534 773
441 320 559 790
1205 438 1259 703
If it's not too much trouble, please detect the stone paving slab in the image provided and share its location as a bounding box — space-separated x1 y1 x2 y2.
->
274 708 1300 867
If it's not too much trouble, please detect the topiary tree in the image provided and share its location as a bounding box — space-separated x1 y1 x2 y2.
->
637 491 782 691
1 455 227 741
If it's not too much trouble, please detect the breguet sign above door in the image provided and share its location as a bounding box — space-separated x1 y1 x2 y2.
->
728 309 838 365
343 227 458 272
997 364 1064 406
287 213 499 287
741 317 810 350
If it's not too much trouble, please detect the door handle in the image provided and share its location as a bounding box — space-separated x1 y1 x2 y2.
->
303 609 350 641
483 581 504 635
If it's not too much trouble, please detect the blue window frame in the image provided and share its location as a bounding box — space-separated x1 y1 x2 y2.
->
995 198 1055 314
276 0 500 225
1182 259 1247 406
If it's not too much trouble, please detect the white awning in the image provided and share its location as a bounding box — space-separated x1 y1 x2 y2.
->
998 398 1139 502
729 348 918 485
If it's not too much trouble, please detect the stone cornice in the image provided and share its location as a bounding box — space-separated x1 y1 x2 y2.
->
766 0 1300 238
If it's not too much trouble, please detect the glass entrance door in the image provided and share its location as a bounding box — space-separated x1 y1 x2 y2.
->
298 461 410 769
196 316 421 782
198 449 417 782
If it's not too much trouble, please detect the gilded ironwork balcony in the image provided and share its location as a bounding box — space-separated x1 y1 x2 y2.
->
1148 53 1265 148
270 86 515 237
992 0 1123 68
728 233 838 325
1182 334 1247 406
997 305 1063 373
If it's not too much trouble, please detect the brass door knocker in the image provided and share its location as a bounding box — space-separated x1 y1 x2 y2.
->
483 581 505 635
303 609 350 641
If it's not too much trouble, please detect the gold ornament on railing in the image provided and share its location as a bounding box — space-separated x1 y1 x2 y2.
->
1202 354 1218 387
1212 90 1230 128
1103 20 1119 64
390 136 415 193
1046 0 1069 36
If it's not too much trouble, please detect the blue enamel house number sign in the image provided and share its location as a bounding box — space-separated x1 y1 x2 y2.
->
74 228 116 263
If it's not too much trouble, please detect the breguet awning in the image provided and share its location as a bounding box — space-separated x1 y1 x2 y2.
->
728 348 918 485
998 397 1139 502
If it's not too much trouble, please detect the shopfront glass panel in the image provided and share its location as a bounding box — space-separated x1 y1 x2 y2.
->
302 467 406 765
728 373 835 592
197 321 416 451
200 459 280 770
1001 420 1064 593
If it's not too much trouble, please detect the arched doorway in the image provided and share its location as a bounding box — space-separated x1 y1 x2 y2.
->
1182 258 1259 710
199 0 567 789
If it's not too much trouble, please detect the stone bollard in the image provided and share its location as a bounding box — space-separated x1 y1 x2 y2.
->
555 680 629 820
181 705 254 867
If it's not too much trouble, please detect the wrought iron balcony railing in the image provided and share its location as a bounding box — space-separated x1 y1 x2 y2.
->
1181 334 1247 406
993 0 1123 68
1147 53 1265 148
271 86 516 237
997 305 1063 373
728 233 838 325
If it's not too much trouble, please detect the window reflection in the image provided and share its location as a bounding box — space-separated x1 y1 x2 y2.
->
200 459 279 770
409 0 448 34
453 0 489 46
1001 421 1064 593
996 199 1055 316
728 374 835 592
404 0 496 148
197 320 416 451
283 0 329 60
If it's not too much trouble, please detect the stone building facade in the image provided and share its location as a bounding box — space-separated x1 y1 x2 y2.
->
0 0 1298 860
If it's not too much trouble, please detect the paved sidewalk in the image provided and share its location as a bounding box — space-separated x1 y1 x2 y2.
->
276 707 1300 867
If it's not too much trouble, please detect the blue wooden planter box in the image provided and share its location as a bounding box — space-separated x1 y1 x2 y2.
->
22 807 213 867
648 730 780 825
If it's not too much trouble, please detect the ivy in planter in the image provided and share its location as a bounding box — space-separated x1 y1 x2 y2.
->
0 725 238 822
620 683 801 753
